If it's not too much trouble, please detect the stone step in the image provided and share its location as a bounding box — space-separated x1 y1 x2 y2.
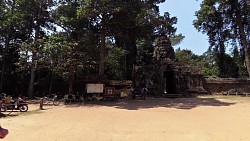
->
197 90 208 95
162 93 182 98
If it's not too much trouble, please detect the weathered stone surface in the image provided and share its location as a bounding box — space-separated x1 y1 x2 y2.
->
205 78 250 95
142 35 207 97
153 37 175 60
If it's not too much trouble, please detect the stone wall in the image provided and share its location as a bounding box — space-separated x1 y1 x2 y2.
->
205 78 250 94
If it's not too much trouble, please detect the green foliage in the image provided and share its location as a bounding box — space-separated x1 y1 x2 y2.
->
200 51 218 77
105 41 126 80
40 35 92 80
171 34 185 46
0 0 188 95
213 52 239 78
175 49 220 78
175 48 201 67
194 0 250 77
136 39 154 65
231 46 248 77
0 0 31 93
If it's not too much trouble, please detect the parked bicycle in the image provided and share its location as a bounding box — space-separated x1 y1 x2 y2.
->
43 94 60 106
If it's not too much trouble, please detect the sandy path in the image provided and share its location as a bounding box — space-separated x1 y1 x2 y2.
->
1 96 250 141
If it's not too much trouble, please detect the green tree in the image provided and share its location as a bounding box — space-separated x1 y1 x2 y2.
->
0 0 28 93
77 0 122 75
171 34 185 46
15 0 55 97
194 0 250 77
41 35 90 94
231 46 248 77
175 49 220 78
175 48 200 66
105 40 126 80
23 0 176 86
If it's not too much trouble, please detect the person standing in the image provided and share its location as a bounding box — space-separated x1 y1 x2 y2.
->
141 87 148 100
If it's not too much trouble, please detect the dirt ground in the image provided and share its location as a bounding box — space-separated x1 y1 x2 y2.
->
1 95 250 141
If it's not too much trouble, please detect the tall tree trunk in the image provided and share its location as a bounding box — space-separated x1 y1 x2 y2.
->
48 72 53 95
241 28 250 77
99 29 105 75
99 14 107 76
28 13 40 98
28 57 35 98
0 48 6 92
235 8 250 77
0 39 8 92
0 0 15 92
126 38 137 80
68 66 74 94
218 30 226 77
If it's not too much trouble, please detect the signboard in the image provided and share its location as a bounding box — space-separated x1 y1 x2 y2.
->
86 83 104 93
105 87 115 95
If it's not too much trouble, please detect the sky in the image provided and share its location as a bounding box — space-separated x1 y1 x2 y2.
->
159 0 209 55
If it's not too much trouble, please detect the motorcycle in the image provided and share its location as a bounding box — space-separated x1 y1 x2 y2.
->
1 98 28 112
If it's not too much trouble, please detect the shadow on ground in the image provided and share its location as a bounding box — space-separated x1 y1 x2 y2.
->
0 112 18 118
0 108 42 118
64 96 235 110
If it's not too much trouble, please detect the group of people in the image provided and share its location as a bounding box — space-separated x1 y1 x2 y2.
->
0 93 25 108
0 93 27 139
129 87 148 100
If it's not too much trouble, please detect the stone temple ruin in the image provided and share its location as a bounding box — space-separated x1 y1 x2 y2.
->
133 35 208 97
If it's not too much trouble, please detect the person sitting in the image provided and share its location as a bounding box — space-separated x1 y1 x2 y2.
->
4 95 12 104
17 95 25 103
14 95 25 108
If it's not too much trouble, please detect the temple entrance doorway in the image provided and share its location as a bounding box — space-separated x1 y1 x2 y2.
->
164 71 177 94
